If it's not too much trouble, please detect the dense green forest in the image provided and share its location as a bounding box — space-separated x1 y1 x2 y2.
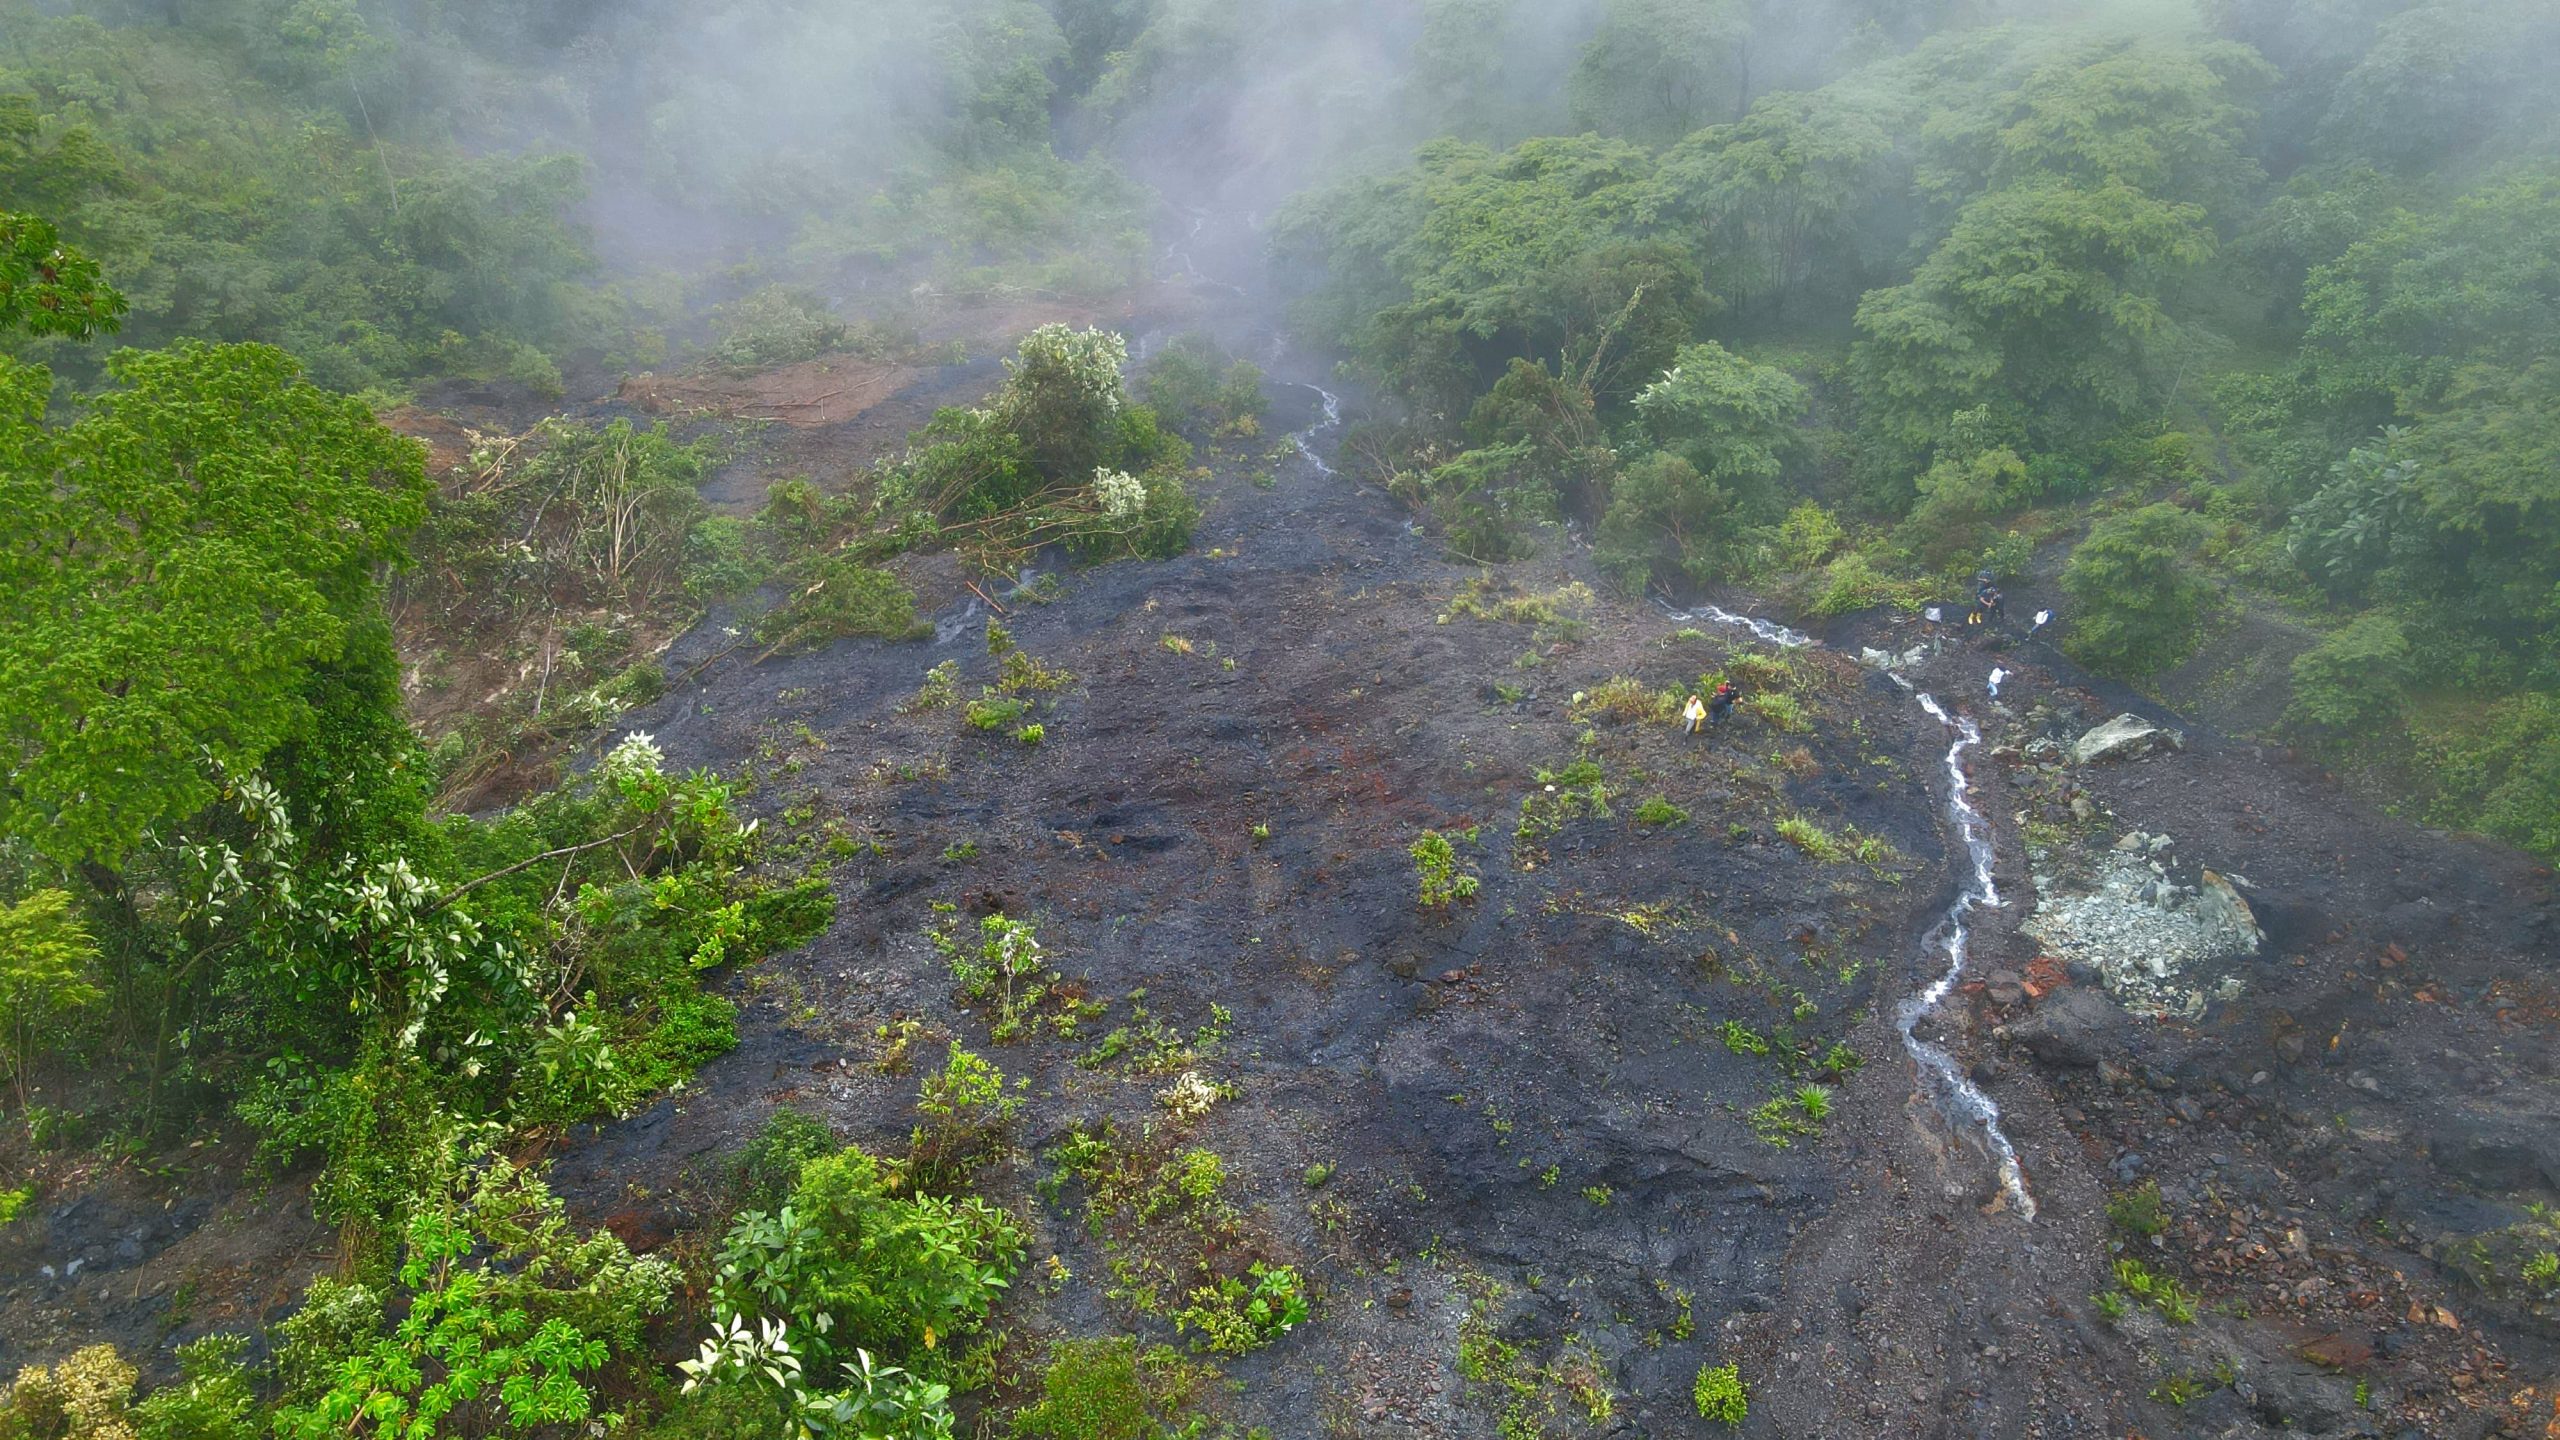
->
1268 0 2560 859
2 0 2558 1435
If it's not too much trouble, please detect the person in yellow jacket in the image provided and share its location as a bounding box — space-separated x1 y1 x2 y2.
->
1682 693 1708 736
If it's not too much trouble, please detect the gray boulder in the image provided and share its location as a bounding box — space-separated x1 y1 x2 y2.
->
2004 987 2128 1068
2071 712 2183 764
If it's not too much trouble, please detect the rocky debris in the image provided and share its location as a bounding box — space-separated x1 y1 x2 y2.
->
1859 644 1929 673
2071 712 2183 765
2024 836 2263 1019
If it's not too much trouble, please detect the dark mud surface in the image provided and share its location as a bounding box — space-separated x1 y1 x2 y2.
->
9 316 2557 1440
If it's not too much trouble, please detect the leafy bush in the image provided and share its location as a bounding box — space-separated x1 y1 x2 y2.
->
2097 1258 2199 1325
967 698 1027 731
1741 692 1813 733
908 1047 1021 1193
2285 612 2411 736
1692 1362 1747 1425
1008 1338 1211 1440
0 889 101 1110
130 1335 258 1440
2106 1181 2170 1239
2060 505 2215 678
1171 1263 1308 1355
1595 453 1740 592
1143 335 1267 439
1773 502 1848 571
996 325 1134 483
1776 815 1846 862
708 286 850 373
682 516 769 603
729 1109 841 1213
709 1144 1025 1380
0 1345 137 1440
271 1158 678 1440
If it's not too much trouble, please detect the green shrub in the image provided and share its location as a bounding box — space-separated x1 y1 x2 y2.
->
132 1335 257 1440
271 1158 678 1440
601 661 669 708
727 1109 839 1212
710 1143 1024 1379
2098 1257 2199 1325
2285 612 2411 736
1741 692 1813 733
1015 723 1047 746
1410 830 1480 909
1635 797 1689 827
1171 1263 1307 1355
753 558 929 654
2060 504 2214 678
2106 1180 2170 1239
708 286 849 373
968 697 1027 731
1008 1338 1210 1440
1773 501 1847 571
908 1047 1021 1193
1693 1362 1747 1425
0 1345 137 1440
1776 815 1846 862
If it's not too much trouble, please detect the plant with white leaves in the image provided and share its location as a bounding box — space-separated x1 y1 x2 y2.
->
993 325 1131 482
1093 467 1145 520
600 731 669 811
678 1314 953 1440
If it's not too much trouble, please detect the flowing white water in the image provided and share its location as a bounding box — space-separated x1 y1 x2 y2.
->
1661 602 1816 650
1288 382 1342 477
1666 603 2038 1218
1900 695 2037 1219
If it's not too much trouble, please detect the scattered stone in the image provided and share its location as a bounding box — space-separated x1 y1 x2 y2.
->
2070 713 2183 765
1985 970 2026 1006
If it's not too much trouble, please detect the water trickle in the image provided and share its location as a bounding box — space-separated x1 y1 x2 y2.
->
1659 602 1815 650
1901 695 2037 1219
1671 605 2037 1219
1288 382 1342 477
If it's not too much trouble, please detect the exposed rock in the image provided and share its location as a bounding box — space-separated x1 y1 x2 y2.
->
2070 713 2183 765
2005 987 2128 1068
1859 644 1929 673
2022 846 2264 1019
2426 1109 2560 1195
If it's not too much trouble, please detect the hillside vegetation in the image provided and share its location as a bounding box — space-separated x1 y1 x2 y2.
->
1 0 2557 1436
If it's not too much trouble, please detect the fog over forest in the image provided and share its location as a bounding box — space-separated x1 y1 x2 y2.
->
4 0 2560 1436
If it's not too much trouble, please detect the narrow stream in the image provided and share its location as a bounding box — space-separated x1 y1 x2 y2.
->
1287 382 1341 477
1901 695 2036 1219
1667 604 2039 1219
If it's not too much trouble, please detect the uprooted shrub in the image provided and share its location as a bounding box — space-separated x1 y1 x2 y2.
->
753 556 932 656
879 327 1195 571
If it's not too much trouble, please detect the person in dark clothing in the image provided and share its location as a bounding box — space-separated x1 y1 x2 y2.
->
1708 682 1739 725
1968 572 2003 626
